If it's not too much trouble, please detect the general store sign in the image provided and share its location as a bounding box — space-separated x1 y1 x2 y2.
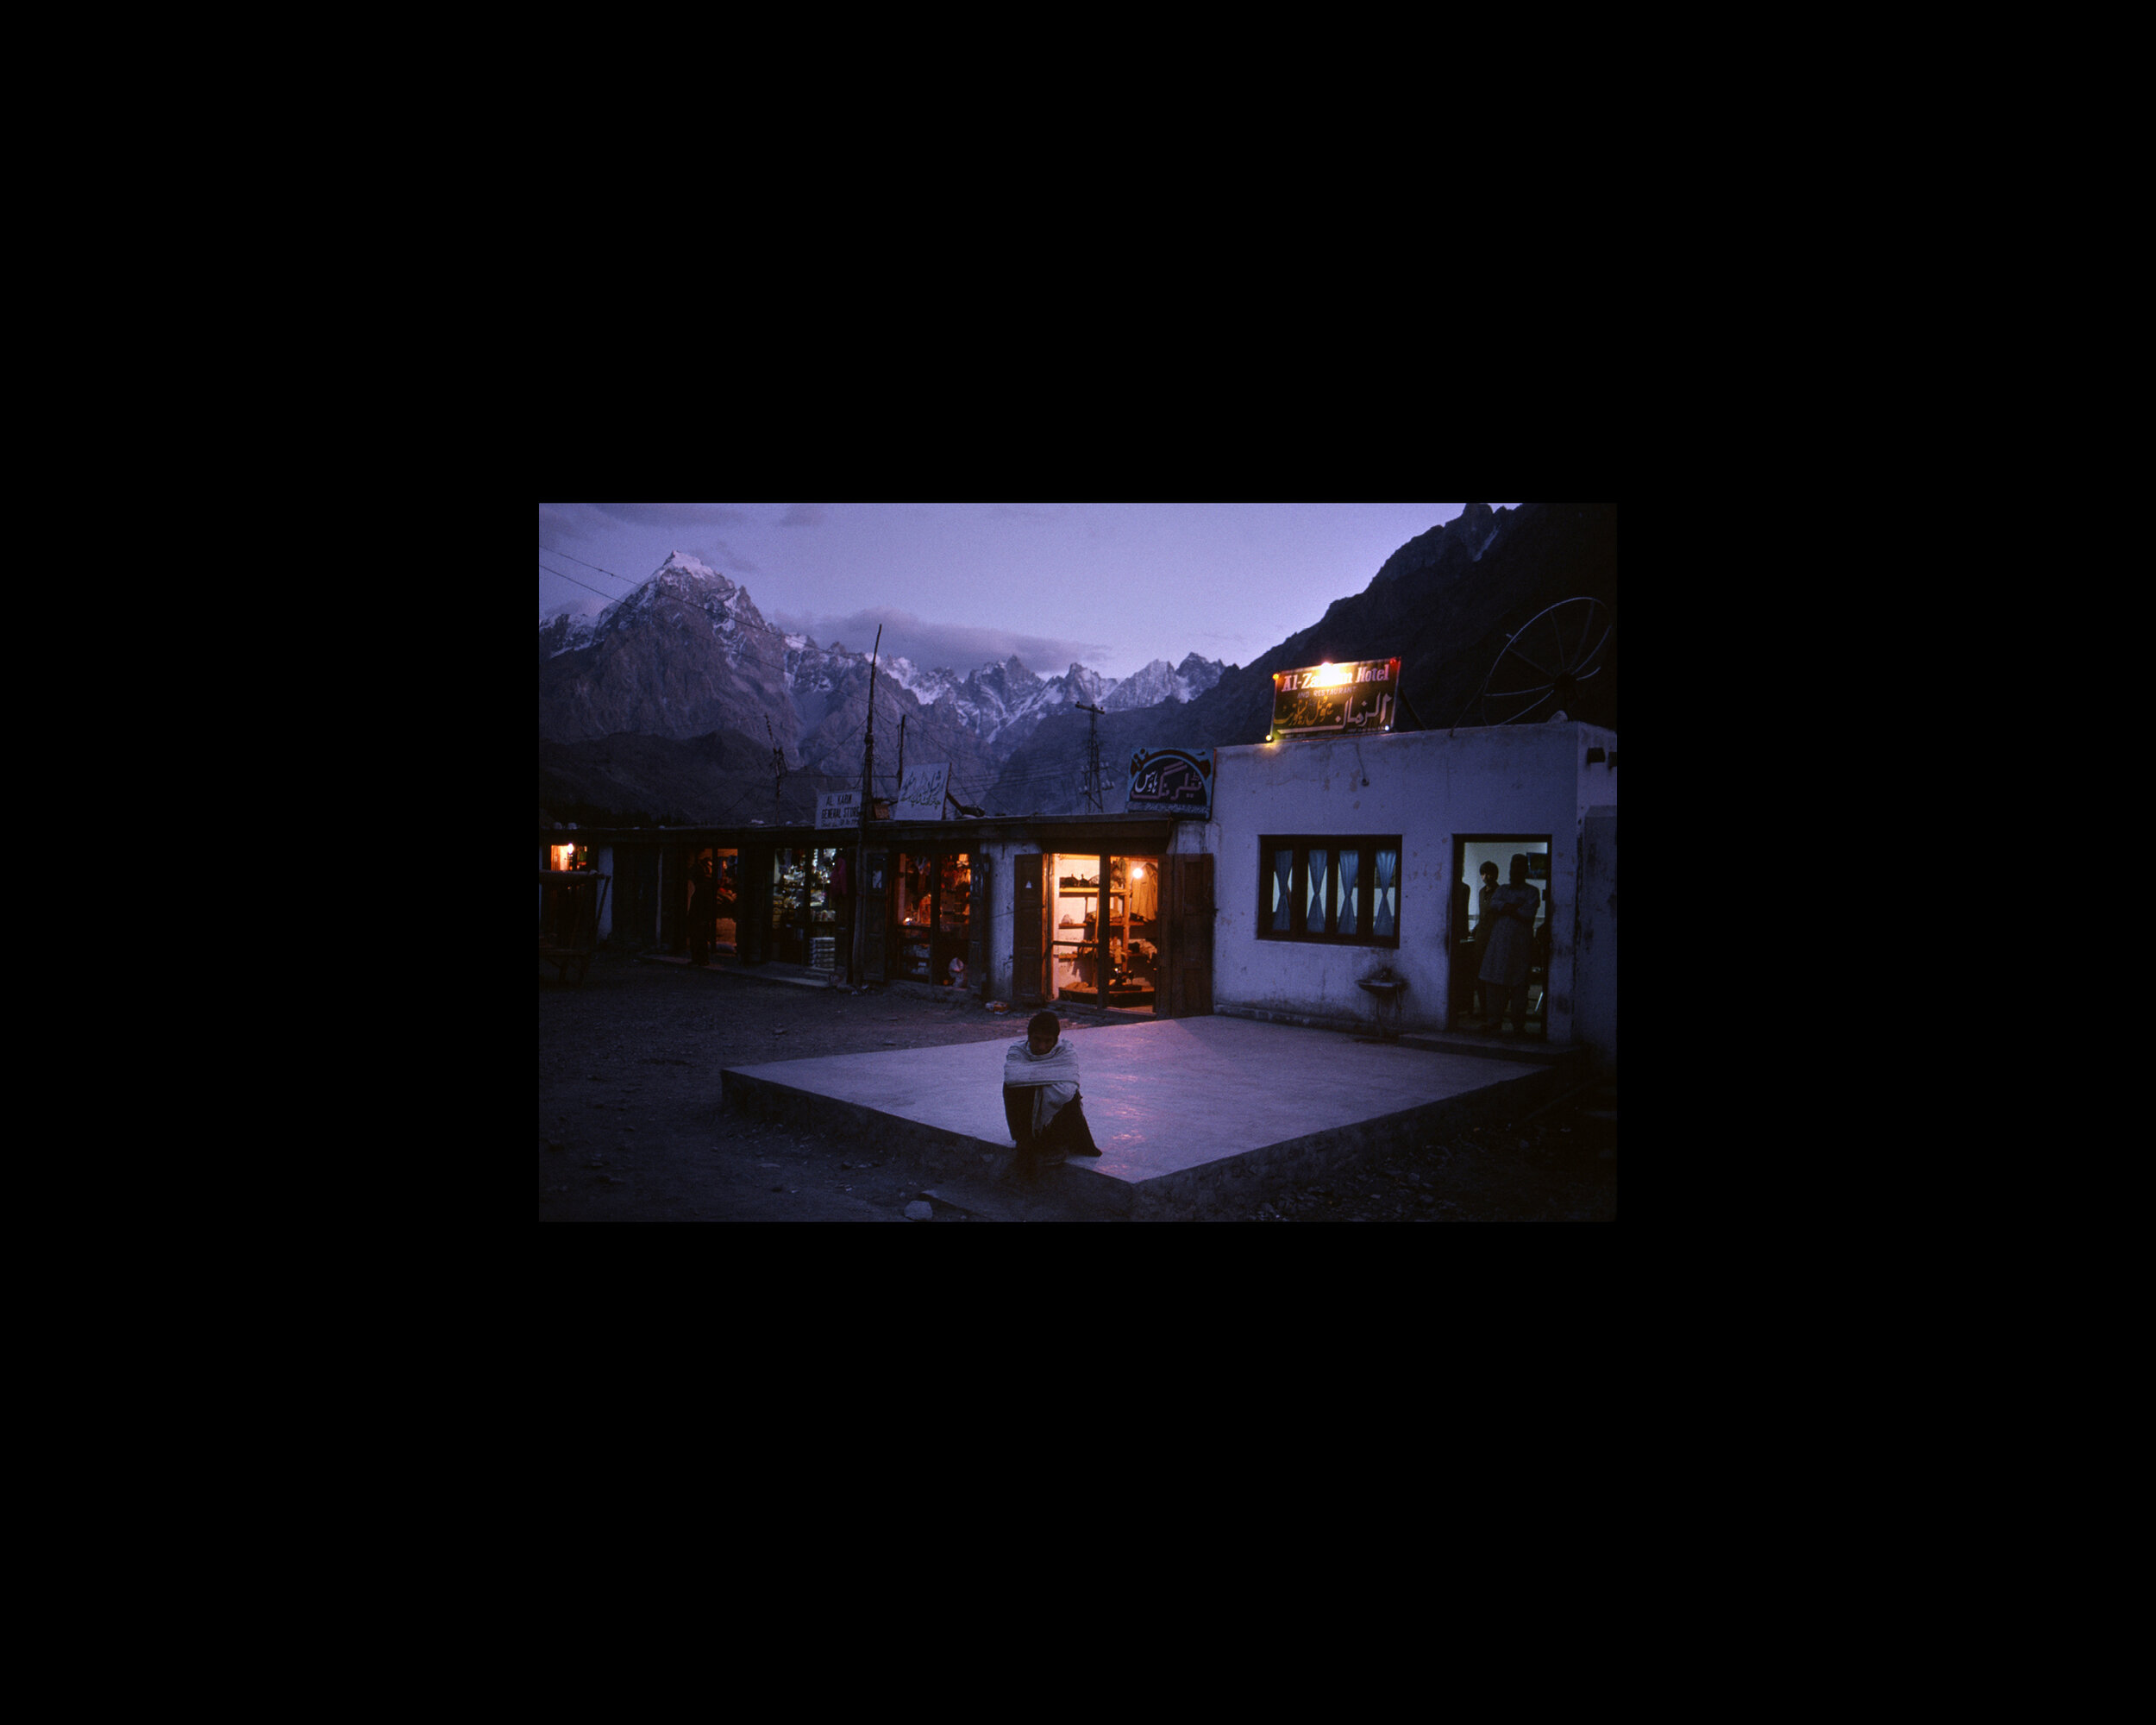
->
1269 656 1401 738
1127 747 1214 817
816 790 862 831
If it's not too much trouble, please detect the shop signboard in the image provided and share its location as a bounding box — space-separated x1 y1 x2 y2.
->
1269 657 1401 739
816 790 862 831
1127 746 1215 817
894 763 950 821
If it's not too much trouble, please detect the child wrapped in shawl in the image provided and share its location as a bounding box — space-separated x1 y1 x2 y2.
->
1002 1011 1101 1165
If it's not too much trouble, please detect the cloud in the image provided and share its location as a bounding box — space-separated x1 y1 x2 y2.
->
766 605 1109 678
778 504 825 527
587 502 758 530
683 540 758 575
537 503 605 545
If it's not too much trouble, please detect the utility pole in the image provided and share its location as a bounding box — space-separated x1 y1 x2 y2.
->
766 717 786 824
895 712 907 802
1075 700 1105 812
852 626 881 988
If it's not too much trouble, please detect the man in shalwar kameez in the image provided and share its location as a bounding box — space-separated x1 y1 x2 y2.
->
1476 855 1542 1034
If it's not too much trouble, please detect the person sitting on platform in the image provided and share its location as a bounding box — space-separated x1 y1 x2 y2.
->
1002 1011 1101 1168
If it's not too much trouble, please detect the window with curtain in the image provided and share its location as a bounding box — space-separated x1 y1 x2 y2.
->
1257 837 1402 946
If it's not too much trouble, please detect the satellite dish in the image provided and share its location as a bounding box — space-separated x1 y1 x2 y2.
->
1451 598 1612 731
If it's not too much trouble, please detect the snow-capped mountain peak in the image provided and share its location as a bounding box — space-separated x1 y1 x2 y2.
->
656 549 724 580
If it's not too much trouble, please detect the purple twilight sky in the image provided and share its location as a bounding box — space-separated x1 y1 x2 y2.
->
538 503 1516 685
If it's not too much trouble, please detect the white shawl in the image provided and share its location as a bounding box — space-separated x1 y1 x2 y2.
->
1003 1037 1080 1133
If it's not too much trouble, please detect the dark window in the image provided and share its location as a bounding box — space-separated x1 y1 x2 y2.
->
1257 837 1401 946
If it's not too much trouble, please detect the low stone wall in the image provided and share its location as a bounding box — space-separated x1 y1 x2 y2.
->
722 1068 1014 1180
1212 1002 1369 1037
1126 1060 1575 1221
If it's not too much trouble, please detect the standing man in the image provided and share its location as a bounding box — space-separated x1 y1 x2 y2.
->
1471 860 1501 1022
1477 856 1541 1033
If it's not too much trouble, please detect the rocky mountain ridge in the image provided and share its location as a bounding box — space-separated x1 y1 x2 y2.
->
540 549 1225 816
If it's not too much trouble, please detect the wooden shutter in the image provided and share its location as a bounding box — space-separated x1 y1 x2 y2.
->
864 849 888 982
738 845 772 963
1012 852 1046 1004
661 845 686 952
967 855 988 995
1167 854 1214 1017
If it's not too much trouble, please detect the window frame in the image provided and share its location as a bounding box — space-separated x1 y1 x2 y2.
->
1256 835 1402 948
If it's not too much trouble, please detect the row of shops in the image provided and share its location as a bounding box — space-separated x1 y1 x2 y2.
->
541 719 1618 1067
542 815 1198 1006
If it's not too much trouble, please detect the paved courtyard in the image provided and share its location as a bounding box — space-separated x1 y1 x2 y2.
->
724 1014 1556 1207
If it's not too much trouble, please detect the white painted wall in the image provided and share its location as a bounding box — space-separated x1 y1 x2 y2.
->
1576 809 1617 1077
976 836 1019 1000
1203 723 1617 1050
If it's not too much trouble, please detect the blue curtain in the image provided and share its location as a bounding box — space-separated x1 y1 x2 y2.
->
1338 849 1360 936
1273 850 1293 931
1374 848 1398 938
1308 850 1330 931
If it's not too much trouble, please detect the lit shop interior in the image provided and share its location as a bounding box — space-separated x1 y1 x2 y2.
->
769 847 836 967
1050 852 1161 1011
687 847 741 953
890 850 972 988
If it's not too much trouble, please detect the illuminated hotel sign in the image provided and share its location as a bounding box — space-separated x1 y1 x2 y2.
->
1269 657 1401 739
1127 747 1214 817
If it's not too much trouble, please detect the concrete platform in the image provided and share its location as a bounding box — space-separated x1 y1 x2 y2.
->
722 1015 1582 1220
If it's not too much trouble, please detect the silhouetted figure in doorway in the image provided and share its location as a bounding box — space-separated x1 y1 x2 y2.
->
1477 855 1540 1033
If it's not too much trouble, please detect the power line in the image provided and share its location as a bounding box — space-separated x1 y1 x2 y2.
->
539 545 644 583
536 560 622 606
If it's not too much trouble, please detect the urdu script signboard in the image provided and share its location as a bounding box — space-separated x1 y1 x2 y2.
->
894 763 950 821
1127 747 1214 817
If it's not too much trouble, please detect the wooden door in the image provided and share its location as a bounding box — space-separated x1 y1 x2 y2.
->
1166 853 1214 1017
1012 852 1046 1004
864 849 888 982
738 845 772 963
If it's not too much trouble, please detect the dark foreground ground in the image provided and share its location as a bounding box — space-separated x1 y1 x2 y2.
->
538 950 1617 1222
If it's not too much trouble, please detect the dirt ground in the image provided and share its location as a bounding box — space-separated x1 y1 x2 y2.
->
537 950 1618 1222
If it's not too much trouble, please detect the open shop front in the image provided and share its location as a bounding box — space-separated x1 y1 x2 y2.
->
1050 850 1162 1012
887 848 975 990
768 845 850 971
683 846 740 955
